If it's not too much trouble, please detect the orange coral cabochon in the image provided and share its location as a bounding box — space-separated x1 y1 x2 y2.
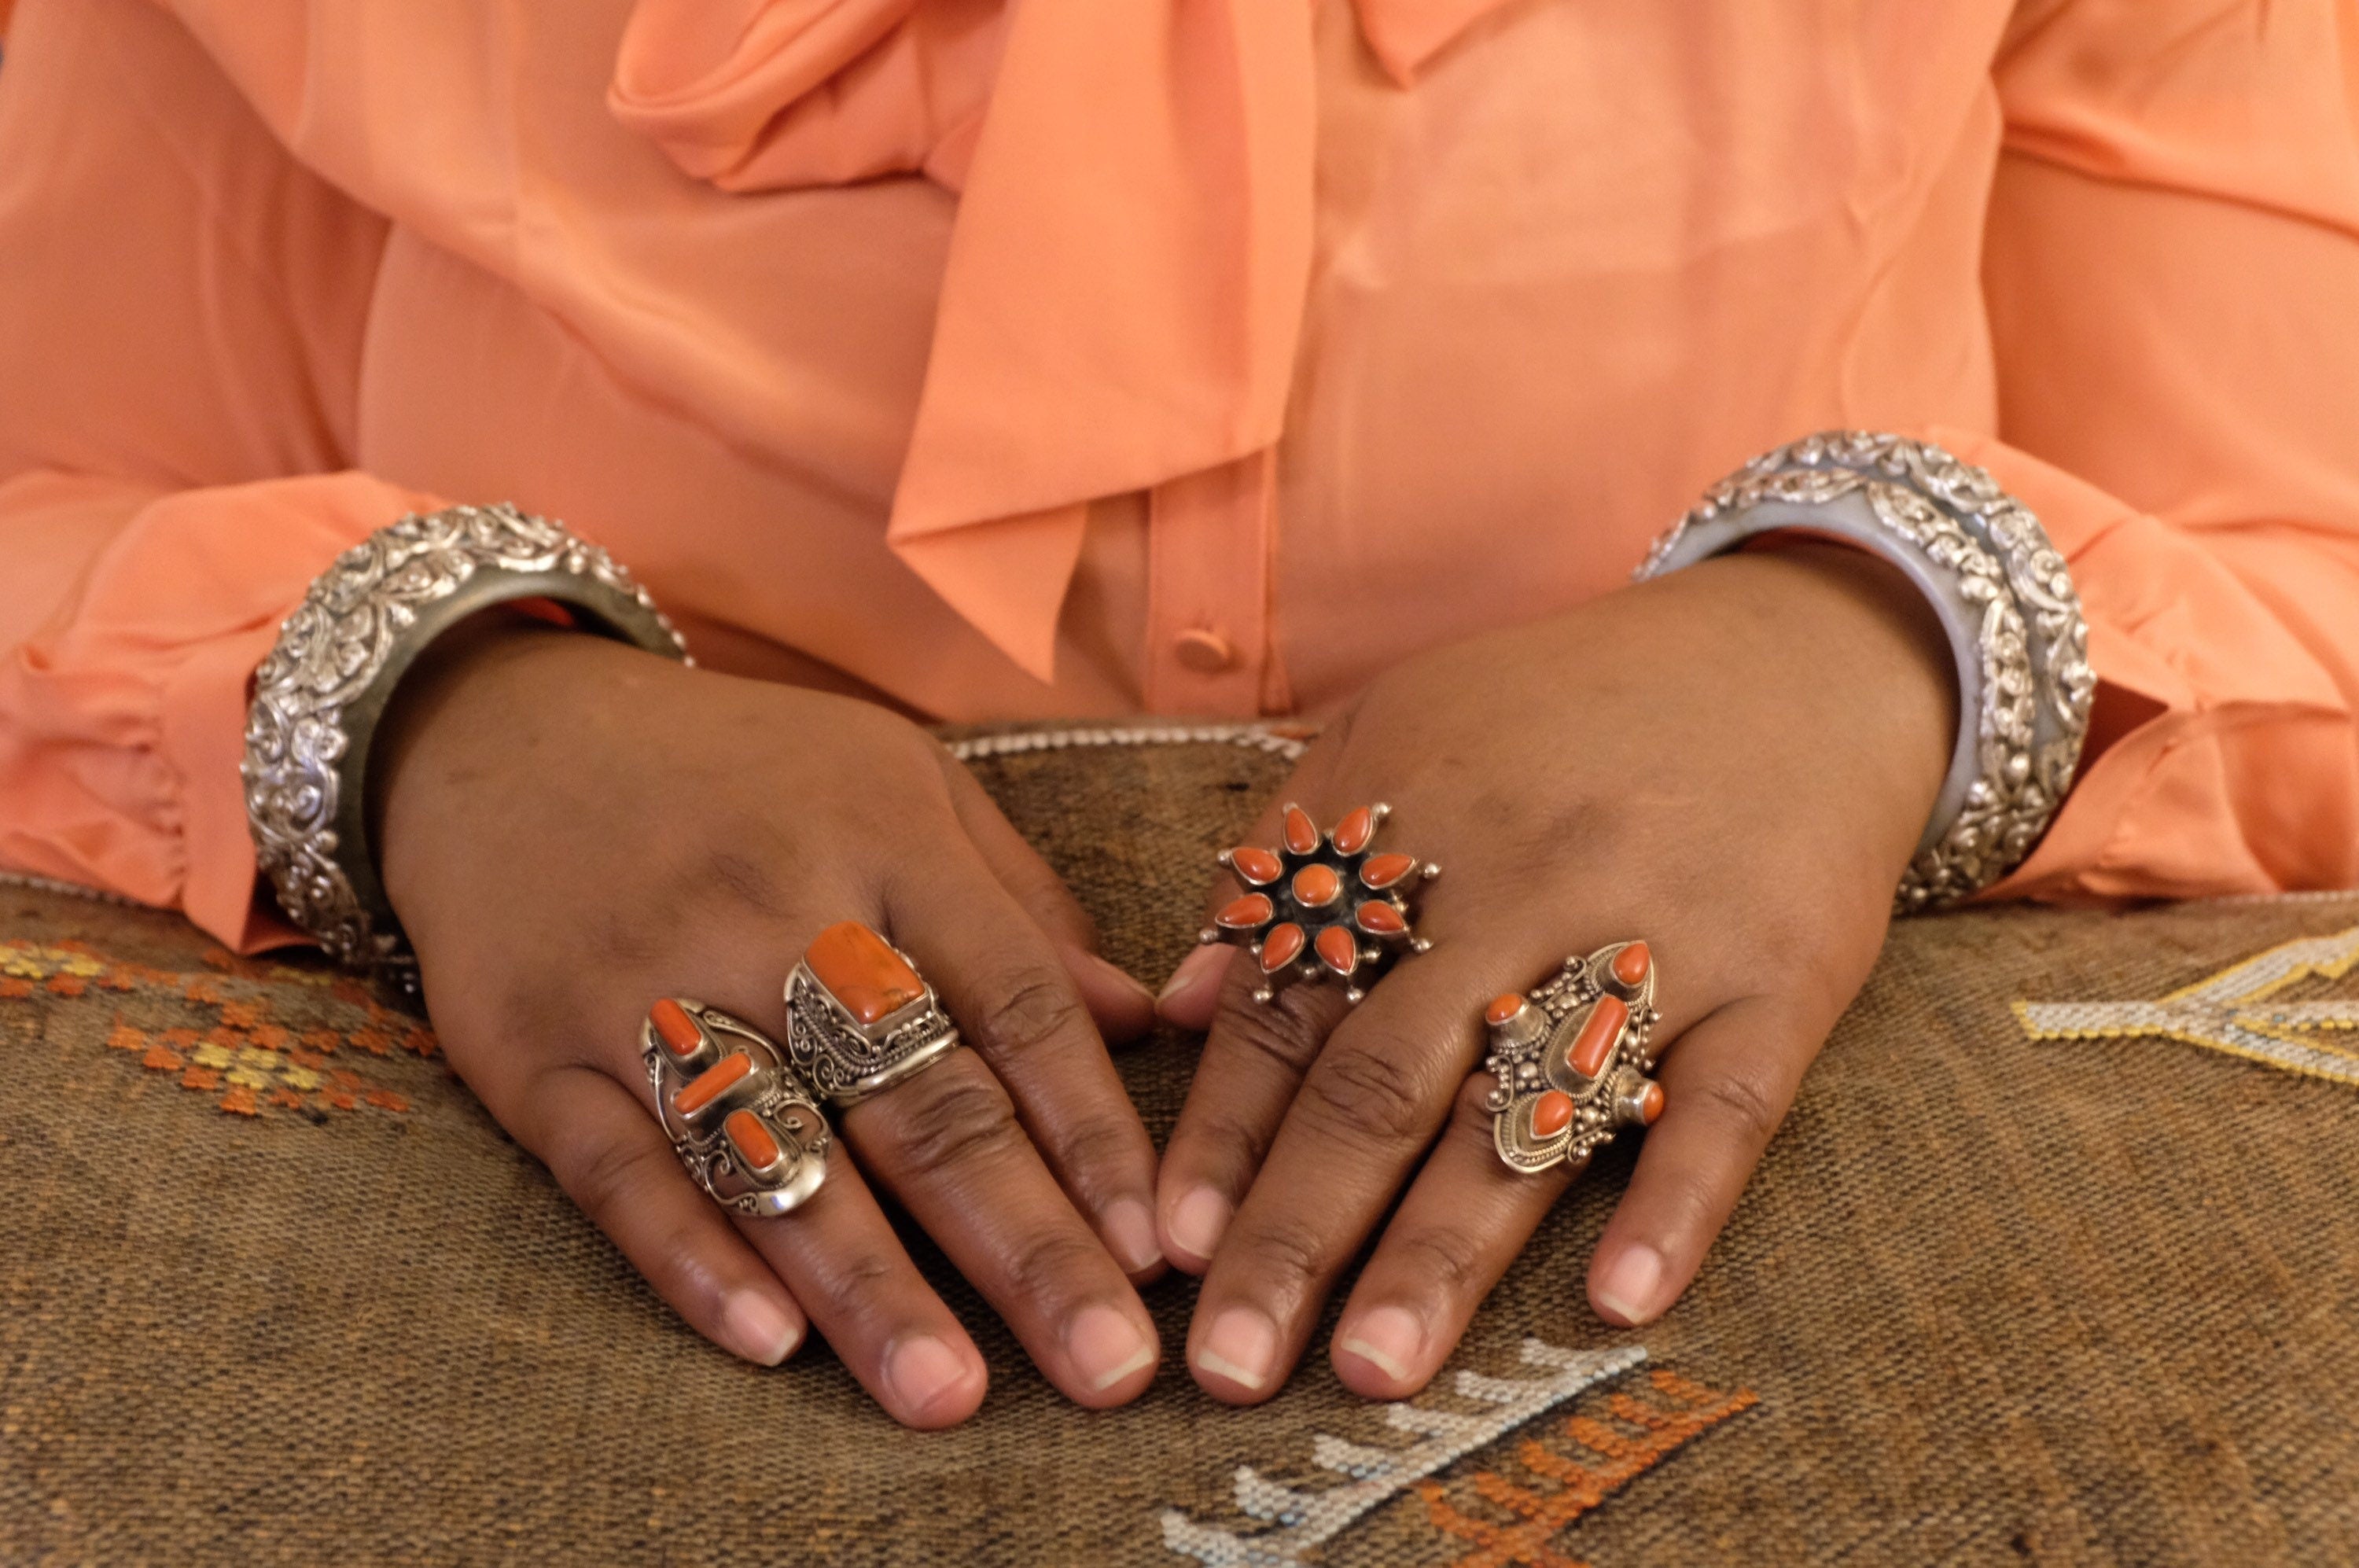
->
1611 942 1651 988
650 998 705 1057
804 921 925 1025
1330 806 1375 855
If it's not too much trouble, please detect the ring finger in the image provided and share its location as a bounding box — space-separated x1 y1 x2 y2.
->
841 1047 1163 1406
1328 1071 1581 1397
525 1047 988 1429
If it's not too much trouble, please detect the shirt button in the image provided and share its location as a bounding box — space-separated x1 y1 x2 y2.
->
1172 628 1236 675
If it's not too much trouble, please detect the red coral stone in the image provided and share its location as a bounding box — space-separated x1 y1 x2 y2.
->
650 998 704 1058
1216 893 1276 929
1355 900 1407 936
1569 996 1631 1080
1531 1089 1576 1139
1229 847 1283 885
1315 926 1360 977
1291 864 1341 907
725 1108 784 1172
675 1051 755 1118
1611 942 1652 988
1485 993 1526 1027
1260 922 1306 971
806 921 926 1025
1358 852 1416 890
1283 806 1321 855
1330 807 1375 856
1638 1080 1665 1125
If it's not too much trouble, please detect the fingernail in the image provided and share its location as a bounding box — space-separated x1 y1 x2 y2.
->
1067 1304 1157 1393
720 1291 800 1367
1104 1197 1164 1274
1194 1305 1279 1392
1167 1187 1234 1264
885 1334 973 1420
1086 951 1157 1003
1338 1305 1426 1384
1593 1243 1667 1325
1156 944 1231 1010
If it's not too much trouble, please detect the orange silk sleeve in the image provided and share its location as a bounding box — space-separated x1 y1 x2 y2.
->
0 0 436 948
1971 0 2359 900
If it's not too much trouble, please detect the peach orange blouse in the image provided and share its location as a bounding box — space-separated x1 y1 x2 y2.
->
2 0 2357 950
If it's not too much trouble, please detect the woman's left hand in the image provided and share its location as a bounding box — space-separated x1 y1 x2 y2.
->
1153 543 1959 1401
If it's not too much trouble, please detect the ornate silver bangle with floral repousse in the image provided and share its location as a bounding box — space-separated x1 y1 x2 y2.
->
241 503 689 972
1639 432 2095 911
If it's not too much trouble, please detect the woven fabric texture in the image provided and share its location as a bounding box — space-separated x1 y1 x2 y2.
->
2 729 2356 1566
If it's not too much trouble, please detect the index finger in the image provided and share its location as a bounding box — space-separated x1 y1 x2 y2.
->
1184 941 1500 1401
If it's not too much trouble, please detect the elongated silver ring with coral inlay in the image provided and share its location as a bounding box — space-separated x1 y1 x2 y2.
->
1481 941 1664 1176
644 999 831 1216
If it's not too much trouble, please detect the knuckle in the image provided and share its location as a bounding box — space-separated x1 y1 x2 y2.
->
1301 1045 1432 1147
966 966 1087 1065
1003 1226 1108 1305
811 1246 901 1316
579 901 666 974
1177 1110 1272 1183
1236 1213 1331 1292
1389 1226 1485 1300
1211 992 1327 1078
885 1071 1025 1179
1046 1113 1136 1184
695 843 793 921
1694 1069 1784 1146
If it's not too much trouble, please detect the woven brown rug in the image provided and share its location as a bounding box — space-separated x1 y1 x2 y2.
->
2 725 2355 1566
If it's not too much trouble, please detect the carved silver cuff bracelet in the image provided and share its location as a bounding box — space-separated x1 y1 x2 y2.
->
242 503 689 970
1638 432 2096 911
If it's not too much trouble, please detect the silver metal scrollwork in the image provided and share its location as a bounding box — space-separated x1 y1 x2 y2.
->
241 503 689 969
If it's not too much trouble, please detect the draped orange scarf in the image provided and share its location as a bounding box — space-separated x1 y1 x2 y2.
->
610 0 1507 680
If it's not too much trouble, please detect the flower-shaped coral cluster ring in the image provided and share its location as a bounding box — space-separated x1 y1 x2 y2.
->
1201 802 1437 1005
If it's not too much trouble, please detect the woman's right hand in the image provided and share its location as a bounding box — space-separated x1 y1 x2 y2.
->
372 622 1166 1427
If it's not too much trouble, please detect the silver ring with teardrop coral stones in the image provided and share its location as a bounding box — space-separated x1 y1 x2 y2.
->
1203 803 1438 1004
644 999 832 1216
1481 941 1664 1176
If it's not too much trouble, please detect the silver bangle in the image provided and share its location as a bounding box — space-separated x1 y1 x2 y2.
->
1637 432 2094 911
241 503 689 970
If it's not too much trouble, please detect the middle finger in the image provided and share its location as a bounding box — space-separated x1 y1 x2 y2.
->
1183 940 1502 1401
842 1044 1163 1407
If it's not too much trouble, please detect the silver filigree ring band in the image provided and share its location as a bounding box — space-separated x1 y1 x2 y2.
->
1637 432 2095 911
242 503 690 970
645 999 831 1216
782 921 965 1106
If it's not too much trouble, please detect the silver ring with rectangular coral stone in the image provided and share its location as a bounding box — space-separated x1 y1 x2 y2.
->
644 998 831 1216
1481 940 1664 1176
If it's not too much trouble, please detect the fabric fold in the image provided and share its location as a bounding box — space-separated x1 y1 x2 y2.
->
611 0 1496 679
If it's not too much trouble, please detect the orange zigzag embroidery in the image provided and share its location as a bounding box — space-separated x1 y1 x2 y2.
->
1417 1368 1757 1568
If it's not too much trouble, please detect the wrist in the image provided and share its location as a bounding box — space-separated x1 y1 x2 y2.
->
367 617 637 917
1684 539 1960 843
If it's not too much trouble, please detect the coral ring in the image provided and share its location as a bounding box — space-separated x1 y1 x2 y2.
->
780 920 964 1106
1481 940 1665 1176
642 998 831 1216
1205 803 1438 1004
